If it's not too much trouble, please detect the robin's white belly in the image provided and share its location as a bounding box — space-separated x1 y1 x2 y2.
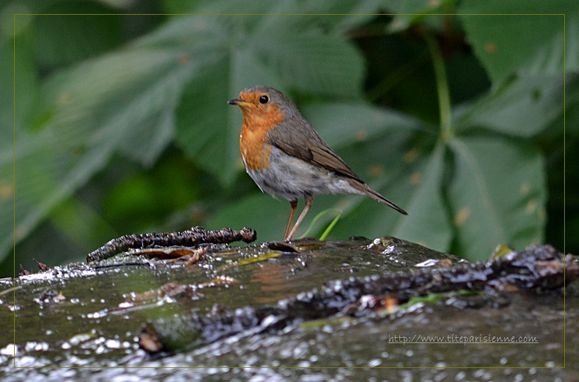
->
245 145 361 201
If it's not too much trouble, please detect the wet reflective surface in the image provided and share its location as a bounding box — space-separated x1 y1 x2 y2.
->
0 237 576 381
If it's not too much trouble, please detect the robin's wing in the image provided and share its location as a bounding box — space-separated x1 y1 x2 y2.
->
309 144 362 180
267 114 408 215
267 116 363 182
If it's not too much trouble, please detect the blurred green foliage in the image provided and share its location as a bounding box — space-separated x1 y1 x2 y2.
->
0 0 577 276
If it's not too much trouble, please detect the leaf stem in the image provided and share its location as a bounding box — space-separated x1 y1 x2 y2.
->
299 208 342 240
425 33 453 142
319 212 342 241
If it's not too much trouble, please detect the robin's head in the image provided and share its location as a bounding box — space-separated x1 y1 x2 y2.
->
228 86 299 126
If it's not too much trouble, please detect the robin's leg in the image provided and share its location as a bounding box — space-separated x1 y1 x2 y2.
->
286 195 314 240
283 200 298 240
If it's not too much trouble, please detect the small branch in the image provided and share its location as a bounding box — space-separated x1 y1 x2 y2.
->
86 227 256 263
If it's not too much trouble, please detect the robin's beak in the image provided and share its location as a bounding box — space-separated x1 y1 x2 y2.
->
227 98 252 107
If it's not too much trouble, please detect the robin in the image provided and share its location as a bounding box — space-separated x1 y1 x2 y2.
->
228 86 407 241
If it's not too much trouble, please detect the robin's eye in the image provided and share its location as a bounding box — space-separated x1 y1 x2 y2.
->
259 95 269 104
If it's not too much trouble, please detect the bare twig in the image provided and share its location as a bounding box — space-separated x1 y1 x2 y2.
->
86 227 256 263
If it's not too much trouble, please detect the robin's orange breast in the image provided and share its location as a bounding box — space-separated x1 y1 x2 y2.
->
239 107 284 171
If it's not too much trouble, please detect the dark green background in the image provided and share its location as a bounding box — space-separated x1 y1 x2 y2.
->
1 0 577 276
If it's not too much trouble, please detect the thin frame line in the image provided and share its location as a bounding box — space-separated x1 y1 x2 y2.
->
12 13 17 368
9 11 568 371
10 364 566 370
562 13 567 370
11 13 567 17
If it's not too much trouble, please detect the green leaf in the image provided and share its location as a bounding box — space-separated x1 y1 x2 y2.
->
0 47 205 257
454 75 563 137
383 0 457 33
117 105 176 167
460 0 579 83
318 0 385 33
252 0 383 35
162 0 381 33
161 0 275 14
1 17 40 147
33 2 123 69
302 101 428 148
392 144 451 252
448 136 546 260
253 31 365 97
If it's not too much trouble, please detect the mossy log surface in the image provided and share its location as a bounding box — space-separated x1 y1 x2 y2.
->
1 229 577 381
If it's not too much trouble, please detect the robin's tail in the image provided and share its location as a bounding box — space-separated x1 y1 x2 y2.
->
351 181 408 215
